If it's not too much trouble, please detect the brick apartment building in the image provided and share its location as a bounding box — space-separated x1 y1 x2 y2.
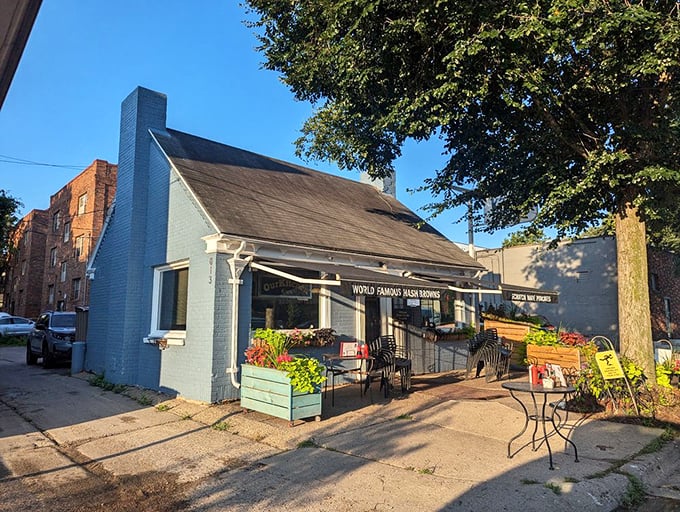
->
2 209 49 318
3 160 117 317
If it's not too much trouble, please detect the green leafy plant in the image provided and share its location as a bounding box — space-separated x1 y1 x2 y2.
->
278 356 326 394
244 327 326 393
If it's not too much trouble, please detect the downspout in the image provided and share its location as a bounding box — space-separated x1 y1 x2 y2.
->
226 241 247 389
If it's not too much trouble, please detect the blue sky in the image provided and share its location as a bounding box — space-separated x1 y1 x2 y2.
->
0 1 518 249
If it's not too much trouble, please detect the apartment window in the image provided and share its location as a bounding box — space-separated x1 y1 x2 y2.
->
78 193 88 215
48 285 55 305
52 211 61 233
50 247 57 267
60 262 67 282
63 221 71 242
21 260 26 276
72 278 81 301
75 236 84 260
152 263 189 333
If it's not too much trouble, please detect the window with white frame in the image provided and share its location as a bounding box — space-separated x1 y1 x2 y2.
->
151 263 189 334
63 221 71 242
60 262 67 282
75 235 84 260
52 211 61 233
78 193 88 215
72 278 81 301
50 247 57 267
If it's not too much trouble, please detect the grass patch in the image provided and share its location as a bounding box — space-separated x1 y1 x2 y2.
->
297 439 317 449
418 467 435 475
619 475 646 509
544 482 562 495
156 404 171 412
88 373 127 394
564 476 580 483
639 428 675 455
520 478 540 485
137 394 152 406
0 336 28 346
395 414 413 420
180 413 193 420
212 421 231 432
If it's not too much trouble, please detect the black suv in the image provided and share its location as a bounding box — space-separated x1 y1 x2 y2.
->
26 311 77 368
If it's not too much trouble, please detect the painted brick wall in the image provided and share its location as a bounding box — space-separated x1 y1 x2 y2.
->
648 249 680 339
87 87 251 403
87 88 167 385
331 289 358 341
152 163 216 402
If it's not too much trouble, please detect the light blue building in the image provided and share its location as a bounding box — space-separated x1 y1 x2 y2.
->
85 87 484 403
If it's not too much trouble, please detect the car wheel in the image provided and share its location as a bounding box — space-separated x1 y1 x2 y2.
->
26 339 38 365
42 342 54 369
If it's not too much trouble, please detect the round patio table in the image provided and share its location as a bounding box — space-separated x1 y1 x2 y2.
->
502 381 579 470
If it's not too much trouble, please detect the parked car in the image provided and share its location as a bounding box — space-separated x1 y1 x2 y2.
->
0 316 35 337
26 311 77 368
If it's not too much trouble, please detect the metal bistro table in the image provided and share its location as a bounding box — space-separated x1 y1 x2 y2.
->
322 354 374 406
502 381 579 470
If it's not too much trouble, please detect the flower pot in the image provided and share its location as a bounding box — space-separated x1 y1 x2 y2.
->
240 364 322 424
526 344 582 372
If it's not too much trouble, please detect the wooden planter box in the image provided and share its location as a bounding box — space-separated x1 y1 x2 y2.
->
483 318 536 367
240 364 322 424
526 344 582 372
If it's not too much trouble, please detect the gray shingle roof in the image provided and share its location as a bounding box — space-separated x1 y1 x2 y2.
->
152 128 483 270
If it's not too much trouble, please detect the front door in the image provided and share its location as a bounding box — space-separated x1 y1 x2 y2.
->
365 296 381 343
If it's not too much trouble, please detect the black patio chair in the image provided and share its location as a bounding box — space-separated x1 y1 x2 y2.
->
380 335 412 392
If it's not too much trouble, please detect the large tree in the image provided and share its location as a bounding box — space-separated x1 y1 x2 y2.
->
0 190 22 277
245 0 680 379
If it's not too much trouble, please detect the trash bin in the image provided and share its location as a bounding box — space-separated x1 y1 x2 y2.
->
71 341 86 375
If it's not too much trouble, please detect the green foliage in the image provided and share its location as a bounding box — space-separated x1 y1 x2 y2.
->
0 190 22 274
88 373 127 394
245 1 680 239
575 355 644 401
278 356 326 394
524 329 559 346
245 0 678 374
0 335 28 346
502 228 547 248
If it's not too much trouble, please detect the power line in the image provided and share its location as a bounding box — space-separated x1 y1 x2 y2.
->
0 154 88 170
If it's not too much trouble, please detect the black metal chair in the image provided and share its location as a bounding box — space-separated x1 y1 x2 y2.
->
465 328 500 380
366 337 395 398
380 335 412 392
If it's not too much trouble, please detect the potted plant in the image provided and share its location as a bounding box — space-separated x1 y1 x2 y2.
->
240 328 326 425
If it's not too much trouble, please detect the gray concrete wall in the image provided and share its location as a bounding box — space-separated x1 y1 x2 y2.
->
476 237 619 340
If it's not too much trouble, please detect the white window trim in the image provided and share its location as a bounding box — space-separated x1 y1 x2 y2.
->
146 260 189 346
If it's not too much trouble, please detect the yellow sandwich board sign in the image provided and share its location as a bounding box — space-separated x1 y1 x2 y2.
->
595 350 625 380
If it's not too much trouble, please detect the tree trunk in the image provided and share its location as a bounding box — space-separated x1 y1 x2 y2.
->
615 198 655 382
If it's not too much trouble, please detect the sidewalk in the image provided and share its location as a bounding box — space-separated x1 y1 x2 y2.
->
1 345 679 511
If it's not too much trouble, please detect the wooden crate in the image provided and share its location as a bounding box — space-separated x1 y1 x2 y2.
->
240 364 322 423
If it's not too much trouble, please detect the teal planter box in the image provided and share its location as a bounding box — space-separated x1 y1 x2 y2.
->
240 364 322 424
